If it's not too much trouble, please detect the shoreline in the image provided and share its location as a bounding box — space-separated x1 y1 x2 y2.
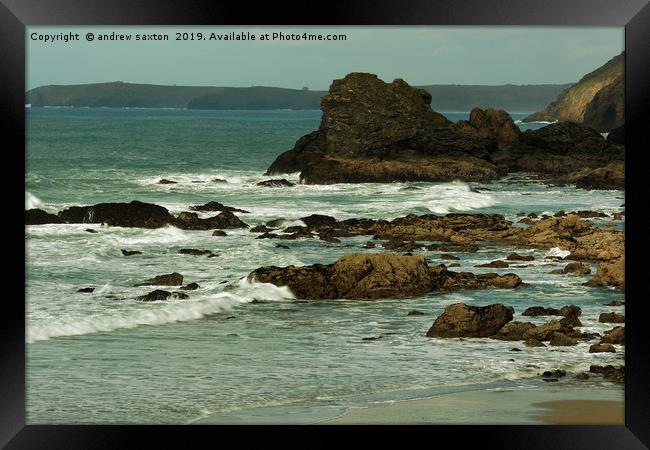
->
317 387 623 425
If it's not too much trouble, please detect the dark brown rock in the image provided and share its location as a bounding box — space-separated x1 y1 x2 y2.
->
180 282 200 291
589 365 624 383
189 201 249 213
121 249 142 256
407 310 425 316
605 300 624 306
175 210 249 230
598 312 625 323
600 326 624 345
59 201 173 228
506 252 534 261
589 343 616 353
158 179 177 184
524 339 546 347
211 230 227 237
257 179 295 187
135 272 183 287
549 332 578 346
426 303 514 338
522 306 560 317
26 208 63 225
137 290 190 301
563 262 591 275
491 321 536 341
250 225 273 233
440 254 460 261
77 287 95 293
475 260 509 268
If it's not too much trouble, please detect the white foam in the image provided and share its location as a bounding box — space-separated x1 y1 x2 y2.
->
26 191 44 210
546 247 571 258
27 279 295 343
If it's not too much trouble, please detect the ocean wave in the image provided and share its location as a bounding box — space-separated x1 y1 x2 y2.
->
27 279 294 343
546 247 571 258
26 191 44 210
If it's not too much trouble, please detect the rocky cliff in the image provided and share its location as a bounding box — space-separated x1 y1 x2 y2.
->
266 72 623 187
523 53 624 131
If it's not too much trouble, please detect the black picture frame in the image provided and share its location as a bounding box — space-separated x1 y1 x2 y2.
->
4 0 648 448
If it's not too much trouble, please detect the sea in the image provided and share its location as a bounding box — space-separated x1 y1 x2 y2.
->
25 108 625 424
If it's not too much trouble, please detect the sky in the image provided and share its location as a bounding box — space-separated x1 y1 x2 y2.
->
27 26 623 90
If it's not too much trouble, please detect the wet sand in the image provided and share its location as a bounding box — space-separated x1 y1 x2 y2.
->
533 400 623 424
319 388 623 425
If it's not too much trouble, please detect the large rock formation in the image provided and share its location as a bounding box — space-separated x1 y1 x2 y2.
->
265 72 623 186
524 52 624 131
249 253 521 300
583 75 624 132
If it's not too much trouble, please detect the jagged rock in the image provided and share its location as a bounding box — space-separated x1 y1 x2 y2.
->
491 321 536 341
600 327 624 345
542 369 566 379
158 179 177 184
549 332 578 346
189 201 249 213
467 107 519 150
257 179 295 187
522 320 572 341
121 249 142 256
175 210 249 230
598 312 625 323
586 258 624 289
135 272 183 287
25 209 63 225
250 253 520 300
560 161 625 190
426 303 514 338
180 282 200 291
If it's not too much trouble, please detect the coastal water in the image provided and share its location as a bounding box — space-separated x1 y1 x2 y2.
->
26 108 624 424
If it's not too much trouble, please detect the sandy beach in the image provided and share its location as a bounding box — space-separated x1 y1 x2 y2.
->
319 388 623 425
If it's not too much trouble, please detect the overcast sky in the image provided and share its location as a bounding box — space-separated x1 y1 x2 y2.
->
27 26 623 90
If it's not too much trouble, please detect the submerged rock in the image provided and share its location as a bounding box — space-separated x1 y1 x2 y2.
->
189 201 249 213
158 179 177 184
121 249 143 256
178 249 217 257
549 332 578 346
563 262 591 275
589 365 624 383
212 230 227 237
426 303 514 338
180 282 200 291
475 260 509 268
77 287 95 293
257 179 295 187
137 289 189 301
134 272 183 287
